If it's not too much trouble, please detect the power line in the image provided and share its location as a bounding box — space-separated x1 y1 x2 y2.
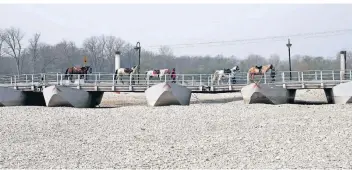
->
146 28 352 49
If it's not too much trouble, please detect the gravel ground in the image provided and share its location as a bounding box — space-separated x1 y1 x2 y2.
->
1 89 352 168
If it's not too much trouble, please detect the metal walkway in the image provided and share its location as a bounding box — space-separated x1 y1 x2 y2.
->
0 70 351 93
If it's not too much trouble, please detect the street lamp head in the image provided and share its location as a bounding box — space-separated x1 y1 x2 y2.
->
134 41 141 51
115 51 121 55
286 38 292 48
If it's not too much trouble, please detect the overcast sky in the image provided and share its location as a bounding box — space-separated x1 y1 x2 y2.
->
0 4 352 59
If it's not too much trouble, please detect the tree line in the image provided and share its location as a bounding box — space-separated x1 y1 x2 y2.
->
0 26 351 75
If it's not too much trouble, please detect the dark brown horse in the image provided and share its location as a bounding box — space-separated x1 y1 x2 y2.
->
64 66 92 80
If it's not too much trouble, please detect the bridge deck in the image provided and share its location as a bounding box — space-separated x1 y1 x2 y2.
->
0 70 351 92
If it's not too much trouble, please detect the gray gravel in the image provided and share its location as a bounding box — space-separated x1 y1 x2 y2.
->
1 90 352 168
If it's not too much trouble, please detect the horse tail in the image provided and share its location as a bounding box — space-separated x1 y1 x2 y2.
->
145 71 149 79
247 71 252 84
114 69 118 80
65 68 69 75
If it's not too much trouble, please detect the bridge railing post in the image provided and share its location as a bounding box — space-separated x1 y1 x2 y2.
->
77 74 80 88
350 70 352 80
247 72 250 84
314 71 318 81
129 74 132 85
320 71 323 83
199 74 202 86
228 74 231 85
10 77 13 85
32 74 34 86
332 70 335 81
147 74 150 87
182 74 185 85
297 72 300 82
192 76 194 86
165 74 167 83
56 73 59 85
264 73 267 84
99 73 101 83
60 74 63 85
14 75 16 86
281 72 285 83
301 72 304 82
25 75 28 83
112 73 114 86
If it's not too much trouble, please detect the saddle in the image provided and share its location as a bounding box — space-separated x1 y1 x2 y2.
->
255 65 263 73
153 70 160 74
124 68 133 73
255 65 262 69
223 68 232 74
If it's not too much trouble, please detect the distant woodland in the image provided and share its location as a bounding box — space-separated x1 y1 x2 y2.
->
0 27 350 75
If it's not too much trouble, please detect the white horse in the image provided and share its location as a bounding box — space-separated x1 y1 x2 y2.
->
114 65 138 84
145 68 171 81
212 66 240 85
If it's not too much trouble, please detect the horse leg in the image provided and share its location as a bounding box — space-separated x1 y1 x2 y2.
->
120 76 124 84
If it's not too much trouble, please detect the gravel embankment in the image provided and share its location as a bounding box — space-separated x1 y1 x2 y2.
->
1 89 352 169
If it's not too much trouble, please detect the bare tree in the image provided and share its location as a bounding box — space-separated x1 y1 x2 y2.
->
97 35 107 71
105 36 125 71
29 33 41 73
39 44 59 72
57 40 76 67
268 54 281 67
83 36 105 72
3 27 25 74
158 45 173 56
0 30 5 58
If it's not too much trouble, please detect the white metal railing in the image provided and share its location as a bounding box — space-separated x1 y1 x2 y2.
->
0 70 352 87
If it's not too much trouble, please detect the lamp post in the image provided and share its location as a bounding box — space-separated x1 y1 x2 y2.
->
134 42 141 84
286 38 292 80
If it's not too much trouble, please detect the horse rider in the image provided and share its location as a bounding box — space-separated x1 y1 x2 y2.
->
171 68 176 83
270 69 276 82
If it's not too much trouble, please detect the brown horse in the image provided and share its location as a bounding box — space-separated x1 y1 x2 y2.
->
248 64 275 83
64 66 92 80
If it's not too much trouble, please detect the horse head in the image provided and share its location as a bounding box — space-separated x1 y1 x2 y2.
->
269 64 275 71
82 66 92 74
131 65 138 74
231 66 240 72
86 66 93 73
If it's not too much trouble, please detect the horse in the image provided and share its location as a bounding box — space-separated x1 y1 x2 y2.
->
211 66 240 85
145 68 171 81
247 64 275 83
64 66 92 81
114 65 138 84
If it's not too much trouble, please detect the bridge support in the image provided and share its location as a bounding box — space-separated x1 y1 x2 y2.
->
287 89 296 104
330 81 352 104
241 83 289 104
88 91 104 107
43 85 104 108
145 82 191 106
23 91 46 106
324 88 334 104
0 87 46 106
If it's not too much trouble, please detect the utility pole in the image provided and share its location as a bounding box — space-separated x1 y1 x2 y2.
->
134 42 141 84
286 38 292 80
